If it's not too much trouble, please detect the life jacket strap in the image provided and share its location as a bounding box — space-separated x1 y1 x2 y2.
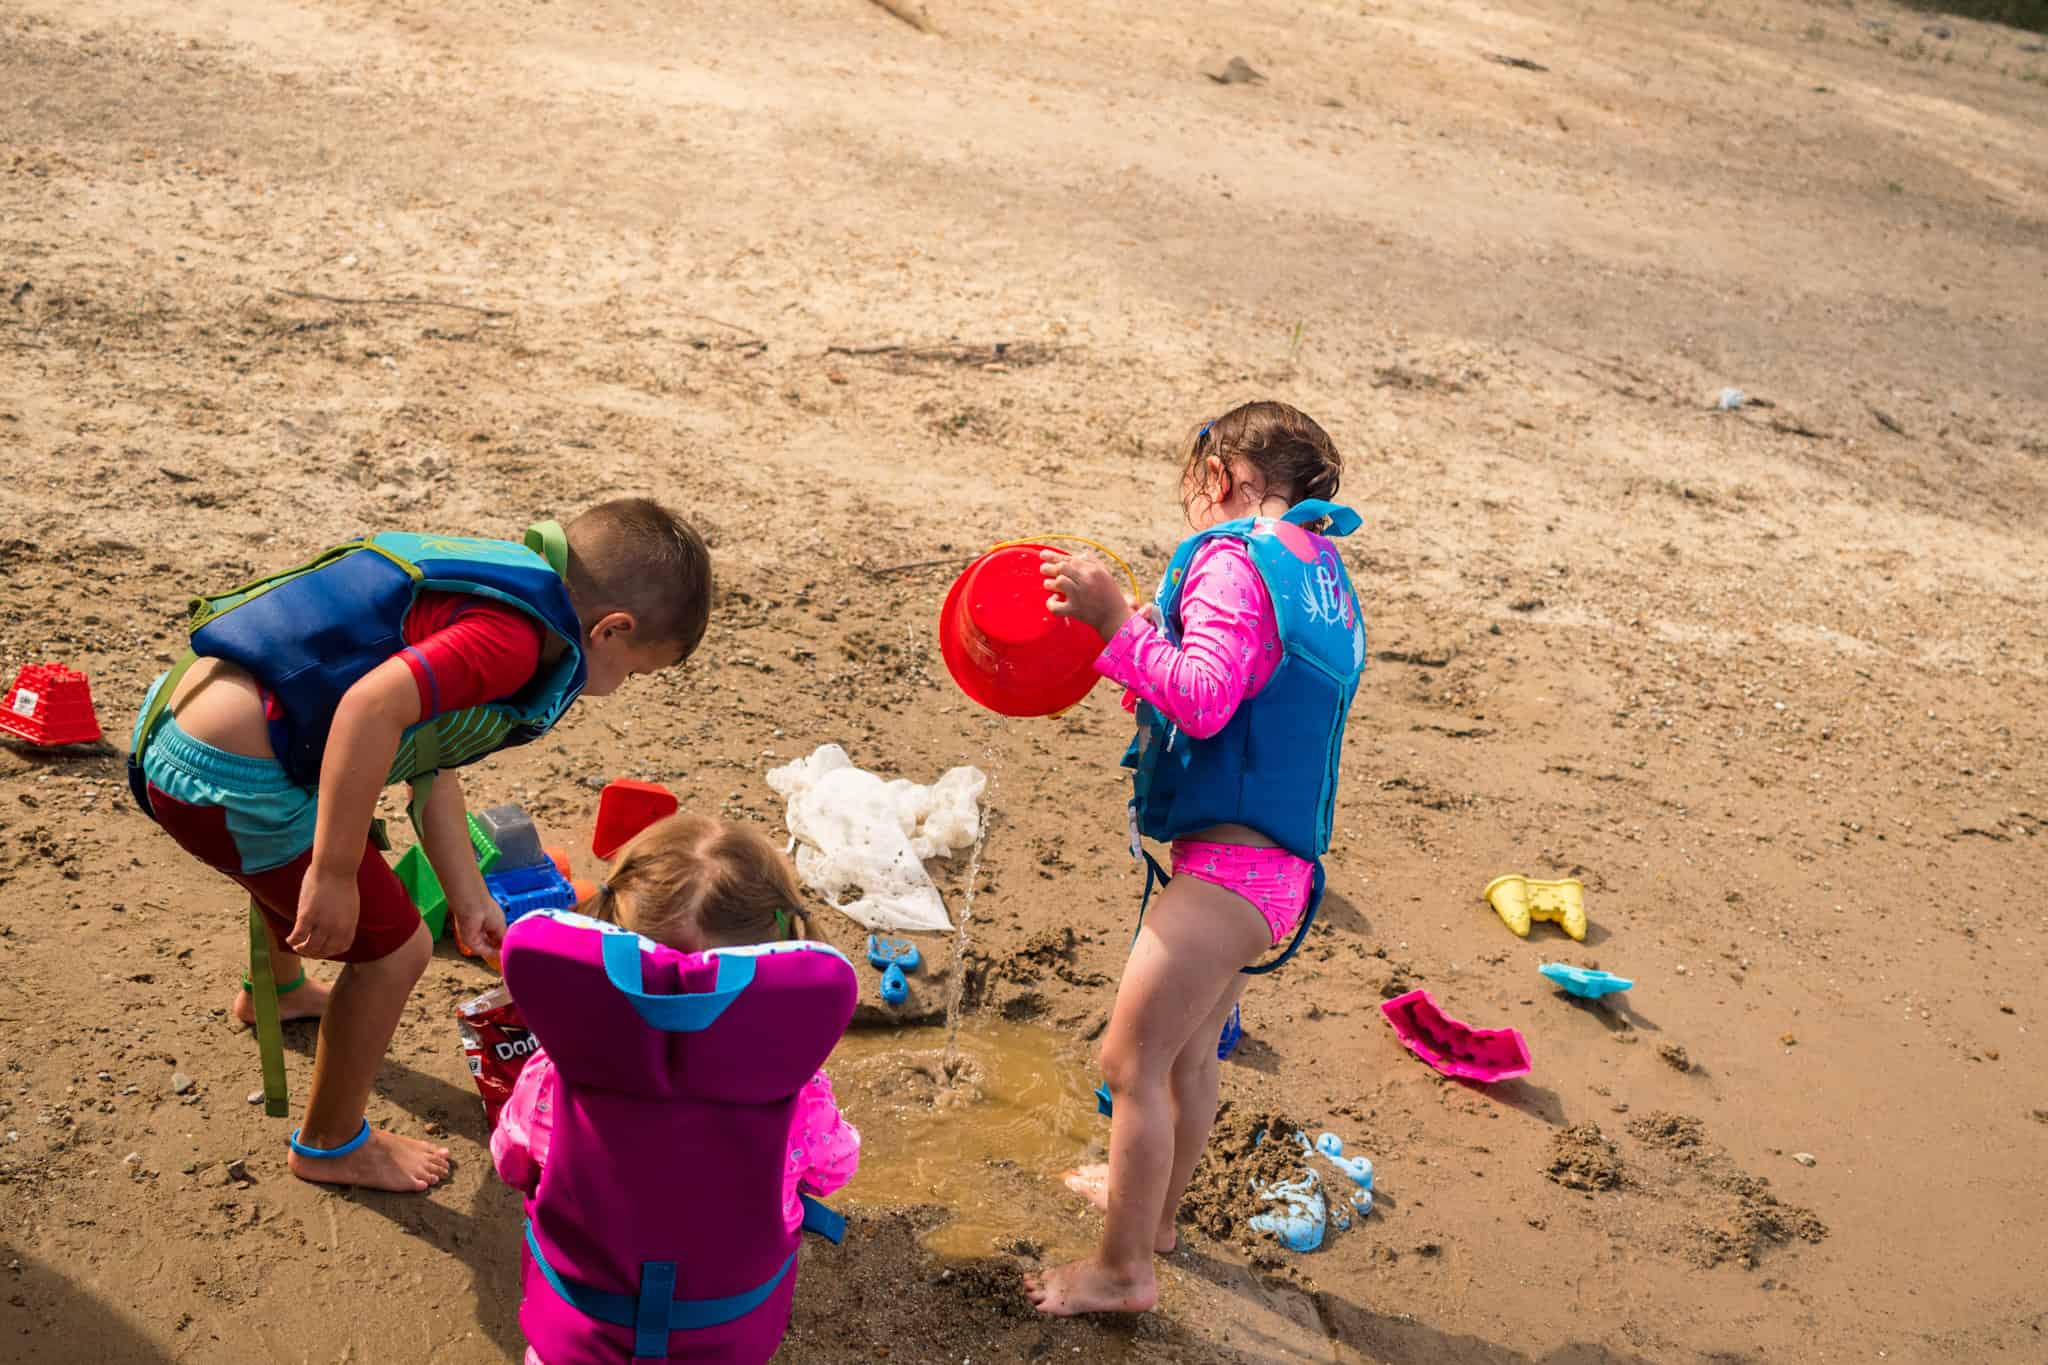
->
1242 860 1324 975
1280 499 1363 536
405 723 443 831
601 932 757 1032
1124 848 1321 974
126 649 201 813
126 656 296 1120
246 899 290 1117
799 1193 846 1244
1130 848 1172 943
525 1204 842 1359
523 520 570 578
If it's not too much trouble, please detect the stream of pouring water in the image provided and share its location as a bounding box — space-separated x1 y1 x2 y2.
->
941 777 994 1082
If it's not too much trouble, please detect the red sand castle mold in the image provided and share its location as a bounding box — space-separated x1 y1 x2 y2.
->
591 780 679 860
1380 988 1533 1084
0 664 103 747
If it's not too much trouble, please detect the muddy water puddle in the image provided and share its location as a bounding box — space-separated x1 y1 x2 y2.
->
830 1019 1100 1259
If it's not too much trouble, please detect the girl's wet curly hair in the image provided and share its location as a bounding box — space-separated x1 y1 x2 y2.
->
1180 401 1343 524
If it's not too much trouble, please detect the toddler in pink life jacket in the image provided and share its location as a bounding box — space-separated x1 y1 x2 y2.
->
492 814 860 1364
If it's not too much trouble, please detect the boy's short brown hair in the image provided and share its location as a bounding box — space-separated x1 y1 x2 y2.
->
564 498 713 657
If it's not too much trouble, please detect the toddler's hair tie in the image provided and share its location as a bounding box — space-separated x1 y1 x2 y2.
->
597 881 612 899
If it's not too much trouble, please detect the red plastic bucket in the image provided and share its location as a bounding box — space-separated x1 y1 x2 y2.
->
939 540 1133 718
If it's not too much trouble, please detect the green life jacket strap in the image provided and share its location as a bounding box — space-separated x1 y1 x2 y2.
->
131 649 201 770
406 725 443 832
248 901 290 1118
524 520 570 579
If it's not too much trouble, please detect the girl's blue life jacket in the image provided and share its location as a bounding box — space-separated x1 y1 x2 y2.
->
1122 498 1366 864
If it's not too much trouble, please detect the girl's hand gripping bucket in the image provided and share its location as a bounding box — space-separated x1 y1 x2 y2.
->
939 537 1137 718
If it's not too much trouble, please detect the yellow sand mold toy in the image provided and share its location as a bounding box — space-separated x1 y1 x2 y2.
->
1484 874 1587 941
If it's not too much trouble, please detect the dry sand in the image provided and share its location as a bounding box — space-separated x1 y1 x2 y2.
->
2 0 2045 1360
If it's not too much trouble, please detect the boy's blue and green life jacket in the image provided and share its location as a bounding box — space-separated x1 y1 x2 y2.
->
130 523 587 798
124 523 587 1123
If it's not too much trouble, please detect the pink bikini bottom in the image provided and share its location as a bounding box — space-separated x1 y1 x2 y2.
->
1171 839 1315 946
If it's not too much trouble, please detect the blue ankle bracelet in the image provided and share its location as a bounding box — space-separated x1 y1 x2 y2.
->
288 1118 372 1160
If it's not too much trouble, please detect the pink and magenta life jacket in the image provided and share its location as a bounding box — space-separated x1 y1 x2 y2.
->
501 910 858 1364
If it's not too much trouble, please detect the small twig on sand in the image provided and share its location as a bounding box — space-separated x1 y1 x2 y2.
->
268 288 512 318
824 340 1048 367
863 556 970 576
864 0 939 34
680 311 759 337
689 335 768 356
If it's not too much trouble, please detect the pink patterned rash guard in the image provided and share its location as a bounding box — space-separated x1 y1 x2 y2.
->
1093 538 1282 737
490 1046 861 1235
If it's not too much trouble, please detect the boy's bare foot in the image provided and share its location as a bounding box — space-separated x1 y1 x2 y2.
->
1025 1257 1158 1316
233 976 331 1027
287 1128 451 1193
1062 1166 1178 1251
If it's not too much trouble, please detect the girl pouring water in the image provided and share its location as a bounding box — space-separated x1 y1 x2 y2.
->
1024 401 1366 1316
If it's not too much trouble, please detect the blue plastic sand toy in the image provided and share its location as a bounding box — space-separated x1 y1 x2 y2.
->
1311 1131 1374 1190
1249 1169 1327 1252
879 962 909 1006
1105 1010 1245 1113
1539 963 1634 999
1324 1149 1374 1188
866 935 922 972
1099 1003 1247 1117
485 861 577 925
1217 1002 1244 1060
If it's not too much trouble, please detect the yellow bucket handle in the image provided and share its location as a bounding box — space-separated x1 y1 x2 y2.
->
991 534 1142 603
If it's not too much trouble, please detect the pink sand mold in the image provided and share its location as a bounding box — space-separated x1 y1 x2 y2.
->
1379 988 1532 1083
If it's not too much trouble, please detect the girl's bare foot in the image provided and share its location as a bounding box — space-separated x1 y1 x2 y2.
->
1063 1163 1110 1210
1062 1166 1179 1253
1025 1257 1158 1317
287 1127 451 1192
233 975 331 1027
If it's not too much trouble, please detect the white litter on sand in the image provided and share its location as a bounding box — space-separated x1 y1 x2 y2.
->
766 744 987 933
